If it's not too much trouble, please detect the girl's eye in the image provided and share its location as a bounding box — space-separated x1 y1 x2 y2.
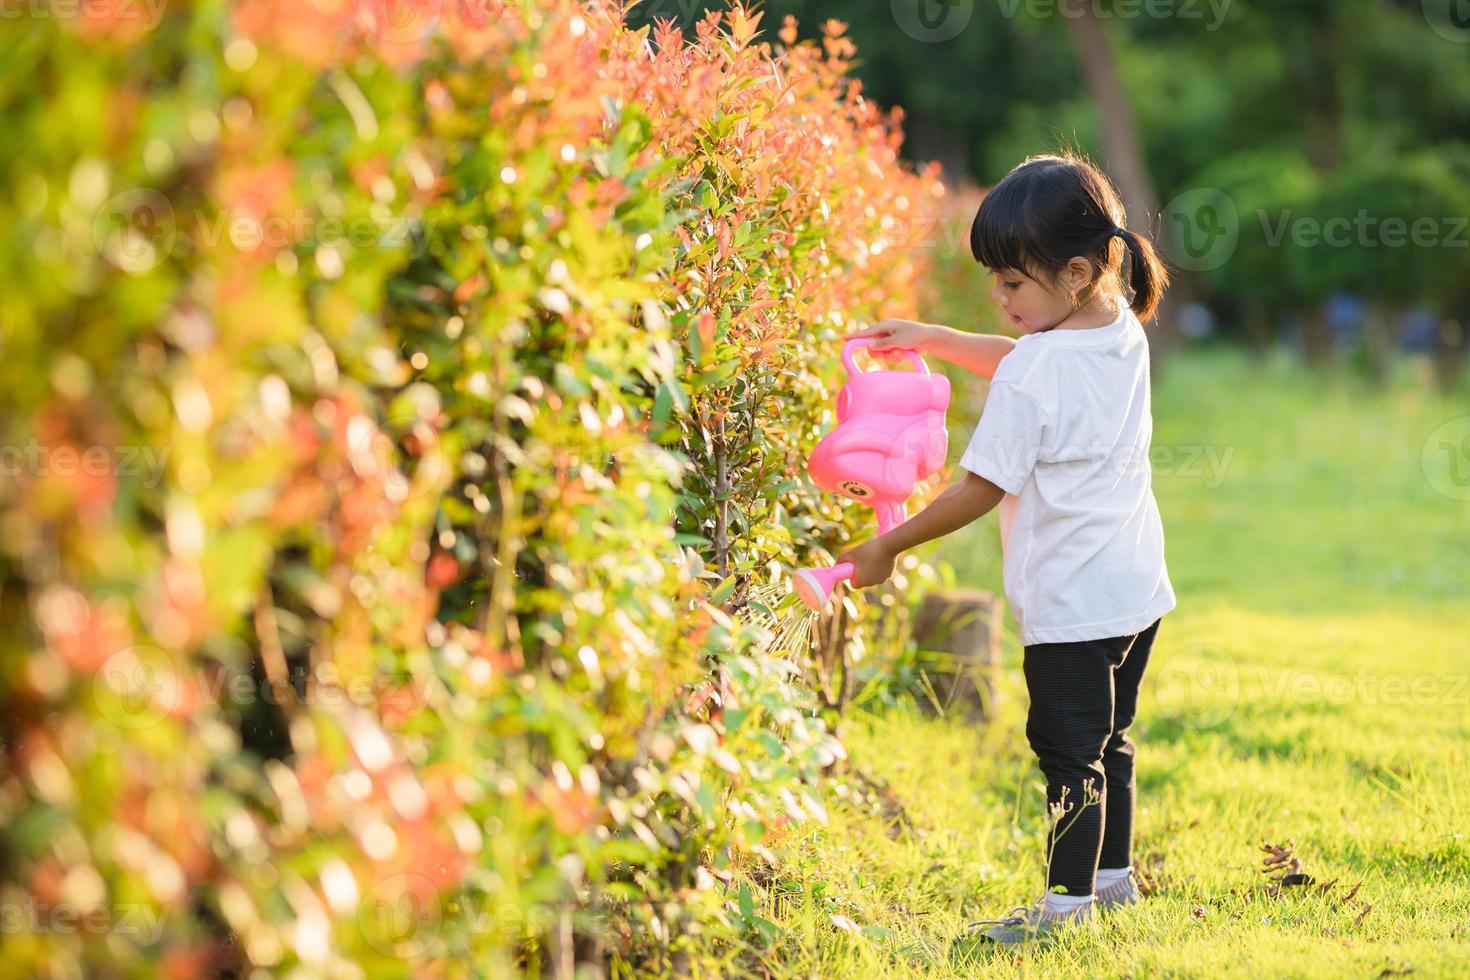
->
1003 281 1021 290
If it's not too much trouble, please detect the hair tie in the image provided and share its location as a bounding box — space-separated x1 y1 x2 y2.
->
1111 226 1128 240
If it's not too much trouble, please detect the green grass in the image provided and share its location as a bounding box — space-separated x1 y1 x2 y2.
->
741 350 1470 978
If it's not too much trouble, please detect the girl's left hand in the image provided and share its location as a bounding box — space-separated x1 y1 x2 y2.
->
835 538 897 589
846 319 934 360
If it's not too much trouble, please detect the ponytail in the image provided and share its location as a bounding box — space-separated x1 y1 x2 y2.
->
1116 227 1170 323
970 153 1173 325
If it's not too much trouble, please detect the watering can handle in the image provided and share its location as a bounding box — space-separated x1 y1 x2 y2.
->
842 338 929 376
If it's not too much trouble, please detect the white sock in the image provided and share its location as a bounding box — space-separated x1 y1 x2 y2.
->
1096 866 1133 888
1043 891 1095 916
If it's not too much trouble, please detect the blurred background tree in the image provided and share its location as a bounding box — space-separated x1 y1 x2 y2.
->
627 0 1470 387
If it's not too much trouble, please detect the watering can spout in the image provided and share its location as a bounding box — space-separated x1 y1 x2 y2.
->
791 562 854 612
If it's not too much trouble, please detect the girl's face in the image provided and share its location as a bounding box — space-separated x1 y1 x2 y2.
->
987 267 1075 335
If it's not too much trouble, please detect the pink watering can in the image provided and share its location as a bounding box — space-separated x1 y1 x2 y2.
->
790 338 951 611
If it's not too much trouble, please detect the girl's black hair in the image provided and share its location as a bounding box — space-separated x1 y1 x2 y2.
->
969 153 1171 322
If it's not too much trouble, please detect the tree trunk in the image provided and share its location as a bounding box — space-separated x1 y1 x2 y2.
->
1243 298 1273 362
911 589 1002 723
906 108 971 185
1360 302 1394 386
1436 316 1467 393
1299 305 1333 365
1301 16 1345 174
1063 1 1185 368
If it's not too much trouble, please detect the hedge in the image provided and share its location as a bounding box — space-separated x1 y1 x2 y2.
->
0 1 950 974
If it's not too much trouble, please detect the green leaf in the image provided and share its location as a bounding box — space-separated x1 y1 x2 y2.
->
695 781 717 822
755 731 785 759
709 575 737 605
652 382 673 425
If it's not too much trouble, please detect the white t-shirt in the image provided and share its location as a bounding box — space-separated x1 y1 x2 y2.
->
958 299 1176 645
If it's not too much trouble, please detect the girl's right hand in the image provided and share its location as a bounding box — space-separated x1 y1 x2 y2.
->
846 319 935 361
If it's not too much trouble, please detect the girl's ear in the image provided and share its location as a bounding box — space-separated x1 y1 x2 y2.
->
1062 256 1095 293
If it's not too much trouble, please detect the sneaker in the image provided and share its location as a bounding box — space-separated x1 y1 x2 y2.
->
1096 874 1142 910
965 899 1093 945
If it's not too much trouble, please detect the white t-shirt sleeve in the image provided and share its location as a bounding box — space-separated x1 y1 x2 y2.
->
958 380 1049 496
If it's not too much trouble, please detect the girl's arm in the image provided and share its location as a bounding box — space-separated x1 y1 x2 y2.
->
836 471 1006 587
921 324 1016 380
847 319 1015 380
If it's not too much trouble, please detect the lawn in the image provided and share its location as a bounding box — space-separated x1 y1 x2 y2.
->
747 349 1470 977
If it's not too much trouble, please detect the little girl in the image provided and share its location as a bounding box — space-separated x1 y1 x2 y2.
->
838 153 1177 944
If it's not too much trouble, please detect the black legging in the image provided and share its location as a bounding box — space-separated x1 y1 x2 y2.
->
1022 617 1162 897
